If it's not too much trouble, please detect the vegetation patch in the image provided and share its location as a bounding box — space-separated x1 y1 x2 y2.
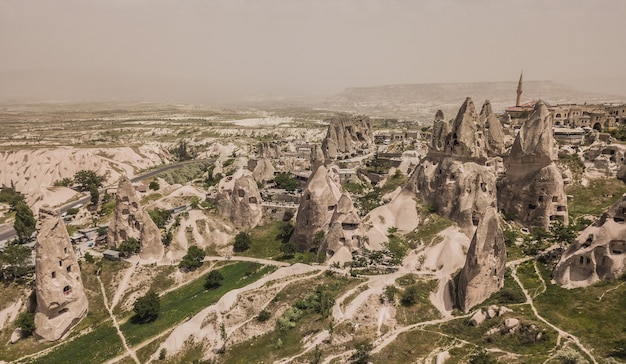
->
567 178 626 218
371 328 451 363
121 262 275 346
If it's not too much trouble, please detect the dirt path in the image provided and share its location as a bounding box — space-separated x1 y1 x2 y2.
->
97 275 140 364
509 263 597 364
110 257 138 310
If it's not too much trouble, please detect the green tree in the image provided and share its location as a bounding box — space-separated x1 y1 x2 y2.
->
469 349 497 364
233 232 251 252
119 238 140 257
73 170 105 192
133 291 160 323
400 284 421 306
148 208 172 229
277 222 294 243
179 245 206 271
280 242 297 258
204 270 224 290
15 312 35 337
88 184 100 206
0 244 33 282
274 172 300 191
13 201 36 243
0 186 25 208
549 220 577 247
350 341 373 364
148 180 160 191
53 177 74 187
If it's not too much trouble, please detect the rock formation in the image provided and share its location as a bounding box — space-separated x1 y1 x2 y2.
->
457 207 506 312
34 206 88 341
216 174 263 229
409 98 501 231
252 158 275 183
320 193 365 259
322 115 373 160
257 141 281 159
479 100 506 157
107 176 164 262
291 165 342 251
554 194 626 288
498 101 568 228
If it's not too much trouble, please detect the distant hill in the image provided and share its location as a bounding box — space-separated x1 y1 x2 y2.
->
319 81 626 122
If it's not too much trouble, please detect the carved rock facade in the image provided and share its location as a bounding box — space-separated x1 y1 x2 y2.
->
107 176 164 262
554 194 626 288
498 102 568 228
216 174 263 230
321 115 373 160
34 206 88 341
457 207 506 312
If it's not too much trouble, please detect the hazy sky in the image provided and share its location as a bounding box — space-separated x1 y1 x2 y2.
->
1 0 625 102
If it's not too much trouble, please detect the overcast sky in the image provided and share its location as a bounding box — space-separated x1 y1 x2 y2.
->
1 0 624 103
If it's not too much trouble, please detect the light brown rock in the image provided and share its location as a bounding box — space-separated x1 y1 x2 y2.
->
291 165 342 251
216 175 263 230
554 193 626 288
478 100 505 157
107 176 164 262
320 193 364 258
257 141 281 159
322 115 373 159
34 206 88 341
498 101 568 228
457 207 506 313
252 158 275 183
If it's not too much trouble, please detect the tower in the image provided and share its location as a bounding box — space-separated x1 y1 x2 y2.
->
516 71 523 107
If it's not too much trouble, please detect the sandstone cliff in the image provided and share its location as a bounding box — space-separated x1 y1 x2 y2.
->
216 174 263 230
457 207 506 312
291 165 342 251
554 194 626 288
252 158 275 183
107 176 164 262
498 101 568 228
34 206 88 341
322 115 373 160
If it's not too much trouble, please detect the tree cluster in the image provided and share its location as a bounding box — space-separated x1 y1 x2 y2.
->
178 245 206 271
274 172 300 191
133 291 160 323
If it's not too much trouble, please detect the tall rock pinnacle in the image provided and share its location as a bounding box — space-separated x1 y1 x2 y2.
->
34 206 88 341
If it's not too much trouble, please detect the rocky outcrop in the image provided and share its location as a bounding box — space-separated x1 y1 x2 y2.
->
257 141 281 159
34 206 88 341
554 194 626 288
498 101 568 228
216 175 262 230
479 100 505 157
457 207 506 312
320 193 364 259
252 158 275 183
322 115 373 159
410 98 501 231
291 165 342 251
583 143 626 179
107 176 164 262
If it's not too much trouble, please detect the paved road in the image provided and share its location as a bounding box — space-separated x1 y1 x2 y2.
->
0 158 216 243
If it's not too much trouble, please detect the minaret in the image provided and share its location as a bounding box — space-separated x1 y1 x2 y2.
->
516 71 523 107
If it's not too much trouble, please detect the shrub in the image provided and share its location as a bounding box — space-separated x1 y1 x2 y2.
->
133 291 160 323
119 238 140 257
16 312 35 337
400 284 420 306
149 180 160 191
179 246 206 271
233 232 251 252
274 172 300 191
84 252 95 264
256 309 271 322
204 270 224 290
148 208 172 229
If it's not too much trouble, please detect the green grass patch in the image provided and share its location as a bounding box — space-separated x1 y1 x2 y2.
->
516 261 544 298
481 268 526 307
29 323 124 364
241 221 283 259
395 279 440 325
140 193 162 205
371 329 452 363
121 262 275 346
567 178 626 218
406 213 455 245
534 262 626 359
438 309 557 358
